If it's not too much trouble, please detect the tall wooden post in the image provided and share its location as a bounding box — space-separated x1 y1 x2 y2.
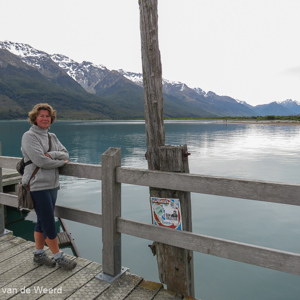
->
139 0 194 297
139 0 165 170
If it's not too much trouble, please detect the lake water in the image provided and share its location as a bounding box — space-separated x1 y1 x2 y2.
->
1 120 300 300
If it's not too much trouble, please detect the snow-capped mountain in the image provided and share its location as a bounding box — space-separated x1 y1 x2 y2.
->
118 69 207 97
117 69 143 86
1 40 299 118
277 99 300 114
51 54 110 94
193 87 206 96
0 47 115 119
236 100 253 109
0 40 47 58
0 41 244 110
0 40 69 79
0 41 109 92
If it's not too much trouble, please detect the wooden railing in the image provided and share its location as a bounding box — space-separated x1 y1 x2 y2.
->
1 147 300 280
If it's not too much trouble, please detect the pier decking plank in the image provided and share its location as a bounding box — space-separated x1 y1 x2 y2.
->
66 273 110 299
0 240 34 264
0 252 41 288
95 272 142 300
0 235 198 299
126 280 163 299
0 246 36 277
39 258 96 300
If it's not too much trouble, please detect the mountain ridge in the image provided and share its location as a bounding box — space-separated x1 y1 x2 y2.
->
1 40 299 119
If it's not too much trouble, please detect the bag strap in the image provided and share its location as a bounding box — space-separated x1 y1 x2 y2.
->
47 133 52 152
26 133 52 190
24 160 33 167
27 167 40 190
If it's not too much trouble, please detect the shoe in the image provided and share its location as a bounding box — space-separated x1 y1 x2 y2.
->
33 252 56 268
55 253 77 270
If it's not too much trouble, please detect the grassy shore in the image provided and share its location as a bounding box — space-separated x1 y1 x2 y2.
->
216 119 300 125
214 116 300 125
5 116 300 125
164 116 300 125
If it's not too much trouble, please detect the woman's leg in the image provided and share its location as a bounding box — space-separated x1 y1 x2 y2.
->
31 188 76 270
32 188 58 242
42 188 60 255
45 237 59 254
31 189 58 267
34 231 45 251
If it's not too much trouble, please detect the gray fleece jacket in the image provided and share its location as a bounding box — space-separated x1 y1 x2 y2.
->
21 125 69 191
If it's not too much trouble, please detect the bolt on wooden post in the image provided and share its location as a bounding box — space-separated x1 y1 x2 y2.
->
139 0 194 297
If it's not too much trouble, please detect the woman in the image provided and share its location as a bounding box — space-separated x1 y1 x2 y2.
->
21 103 76 270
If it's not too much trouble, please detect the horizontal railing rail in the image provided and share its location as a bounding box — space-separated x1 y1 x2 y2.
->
1 153 300 277
2 155 300 206
117 167 300 206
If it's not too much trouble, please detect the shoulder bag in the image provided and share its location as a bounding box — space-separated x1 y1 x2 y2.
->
17 167 39 211
17 134 52 211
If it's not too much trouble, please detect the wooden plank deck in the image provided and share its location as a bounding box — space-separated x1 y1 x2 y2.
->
0 234 197 300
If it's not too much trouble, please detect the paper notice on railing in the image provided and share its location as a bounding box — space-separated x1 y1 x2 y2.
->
151 197 183 230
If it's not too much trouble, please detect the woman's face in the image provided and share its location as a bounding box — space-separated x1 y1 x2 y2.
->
36 109 51 130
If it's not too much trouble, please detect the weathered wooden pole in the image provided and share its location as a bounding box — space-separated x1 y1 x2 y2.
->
139 0 194 297
139 0 165 170
154 145 194 296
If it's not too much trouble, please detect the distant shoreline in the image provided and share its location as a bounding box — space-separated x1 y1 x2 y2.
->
2 118 300 125
215 119 300 125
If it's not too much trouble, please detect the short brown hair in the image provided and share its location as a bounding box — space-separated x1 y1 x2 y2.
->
28 103 57 126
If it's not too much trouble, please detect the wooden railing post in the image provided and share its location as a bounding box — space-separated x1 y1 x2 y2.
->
0 142 5 235
101 147 122 277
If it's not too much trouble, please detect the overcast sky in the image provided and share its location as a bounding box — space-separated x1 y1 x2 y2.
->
1 0 300 106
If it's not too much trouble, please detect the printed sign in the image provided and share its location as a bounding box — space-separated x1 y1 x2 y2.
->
151 197 183 230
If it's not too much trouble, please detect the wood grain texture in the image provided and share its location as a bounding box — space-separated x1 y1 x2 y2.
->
101 147 122 277
151 145 194 296
117 218 300 275
117 167 300 205
139 0 165 171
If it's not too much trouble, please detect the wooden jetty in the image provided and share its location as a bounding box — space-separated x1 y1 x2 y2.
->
0 234 194 300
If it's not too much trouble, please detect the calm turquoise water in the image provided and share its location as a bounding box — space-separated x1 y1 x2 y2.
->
1 120 300 300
